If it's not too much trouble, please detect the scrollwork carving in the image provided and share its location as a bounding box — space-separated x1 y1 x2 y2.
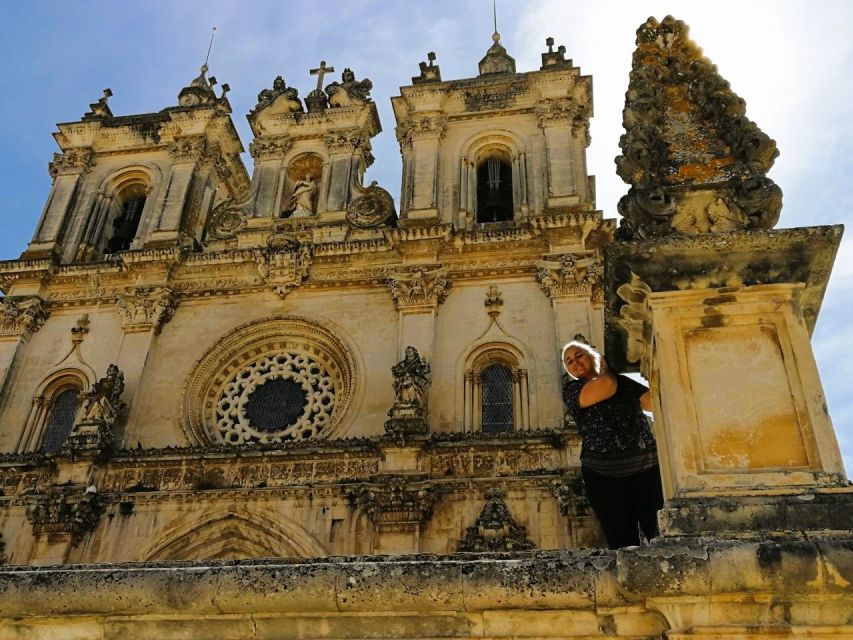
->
26 486 104 544
457 487 534 552
0 297 48 339
387 266 449 309
353 475 439 526
116 287 176 334
536 254 602 301
346 181 396 229
48 148 93 178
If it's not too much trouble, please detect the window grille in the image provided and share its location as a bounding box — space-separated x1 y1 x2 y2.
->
481 364 514 433
244 377 308 432
40 388 79 454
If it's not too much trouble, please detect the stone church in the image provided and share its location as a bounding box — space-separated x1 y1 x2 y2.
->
0 16 851 639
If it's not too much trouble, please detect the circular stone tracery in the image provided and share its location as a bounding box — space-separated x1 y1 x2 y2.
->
183 317 360 446
217 352 333 443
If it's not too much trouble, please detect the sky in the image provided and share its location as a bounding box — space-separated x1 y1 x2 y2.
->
0 1 851 473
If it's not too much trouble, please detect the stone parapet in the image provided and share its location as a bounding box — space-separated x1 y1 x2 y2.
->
0 542 850 637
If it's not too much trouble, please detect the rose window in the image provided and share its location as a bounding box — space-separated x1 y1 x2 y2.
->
215 352 335 444
183 318 360 446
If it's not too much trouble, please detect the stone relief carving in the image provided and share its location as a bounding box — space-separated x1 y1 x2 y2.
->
168 135 207 162
205 197 250 240
385 346 431 439
354 475 439 526
458 487 535 552
249 135 293 161
65 364 125 453
48 148 93 178
550 471 590 517
115 287 176 334
485 285 503 318
252 75 303 114
535 97 590 141
26 486 103 544
346 181 396 229
325 68 373 107
323 127 370 154
256 245 311 298
536 254 602 302
615 15 782 239
387 266 449 309
0 297 48 339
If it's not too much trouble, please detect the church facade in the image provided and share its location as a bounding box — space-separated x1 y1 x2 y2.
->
0 33 607 564
0 16 851 640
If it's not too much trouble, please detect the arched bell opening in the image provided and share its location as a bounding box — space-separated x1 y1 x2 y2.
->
476 152 513 223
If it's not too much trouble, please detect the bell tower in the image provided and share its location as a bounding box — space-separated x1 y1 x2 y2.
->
21 67 249 263
392 34 595 229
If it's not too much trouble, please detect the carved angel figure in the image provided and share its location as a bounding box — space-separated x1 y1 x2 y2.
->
325 68 373 107
253 75 303 113
391 346 431 409
78 364 125 426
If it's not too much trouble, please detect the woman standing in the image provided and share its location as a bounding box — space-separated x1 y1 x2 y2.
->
561 340 663 549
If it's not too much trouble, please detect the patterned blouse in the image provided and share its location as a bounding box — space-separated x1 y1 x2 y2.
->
563 374 658 477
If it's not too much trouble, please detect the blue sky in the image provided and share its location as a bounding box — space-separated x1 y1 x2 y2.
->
0 1 851 473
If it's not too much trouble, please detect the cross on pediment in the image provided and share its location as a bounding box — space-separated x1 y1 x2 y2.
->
310 60 335 92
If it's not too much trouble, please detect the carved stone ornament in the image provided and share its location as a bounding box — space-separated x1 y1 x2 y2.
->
65 363 125 454
612 273 653 377
249 135 293 161
48 148 93 178
325 67 373 107
615 15 782 239
257 245 311 299
385 346 431 439
0 297 48 339
169 135 207 162
412 52 441 84
535 97 590 141
536 253 603 302
540 37 572 71
354 475 439 526
346 180 396 229
550 471 590 518
387 266 449 309
324 127 370 155
82 88 113 120
485 285 503 318
25 486 104 544
116 287 176 334
205 197 249 240
177 64 230 109
252 75 303 114
458 487 535 552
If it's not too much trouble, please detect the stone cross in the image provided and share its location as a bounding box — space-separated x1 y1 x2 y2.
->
310 61 335 92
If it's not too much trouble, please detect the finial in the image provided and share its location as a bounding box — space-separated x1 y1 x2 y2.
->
546 37 554 52
204 26 217 67
493 0 498 35
427 51 436 66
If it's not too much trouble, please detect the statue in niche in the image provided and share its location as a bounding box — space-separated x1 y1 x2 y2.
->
325 68 373 107
392 346 431 408
253 75 303 114
282 153 324 218
287 174 318 218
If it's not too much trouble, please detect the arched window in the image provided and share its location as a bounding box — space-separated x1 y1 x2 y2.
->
105 183 147 253
481 364 514 433
462 345 530 433
476 154 513 223
40 387 80 454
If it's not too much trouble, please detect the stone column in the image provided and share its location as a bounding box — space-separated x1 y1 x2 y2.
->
606 227 853 537
144 136 205 246
387 266 449 363
403 113 445 224
21 149 93 260
536 100 579 210
0 297 48 407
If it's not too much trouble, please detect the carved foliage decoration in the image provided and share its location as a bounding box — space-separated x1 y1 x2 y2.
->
48 148 93 178
346 181 396 229
615 15 782 239
458 487 535 552
26 486 103 544
116 287 176 334
550 470 590 518
535 98 590 143
249 135 293 161
354 475 439 526
387 266 449 309
0 297 48 339
612 273 653 378
536 254 603 302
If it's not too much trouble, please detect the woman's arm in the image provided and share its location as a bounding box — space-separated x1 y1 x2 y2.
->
639 391 652 412
578 359 617 408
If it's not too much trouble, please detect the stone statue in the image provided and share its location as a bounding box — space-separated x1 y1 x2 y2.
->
325 68 373 107
79 364 125 425
253 75 303 113
385 347 431 439
287 174 318 218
